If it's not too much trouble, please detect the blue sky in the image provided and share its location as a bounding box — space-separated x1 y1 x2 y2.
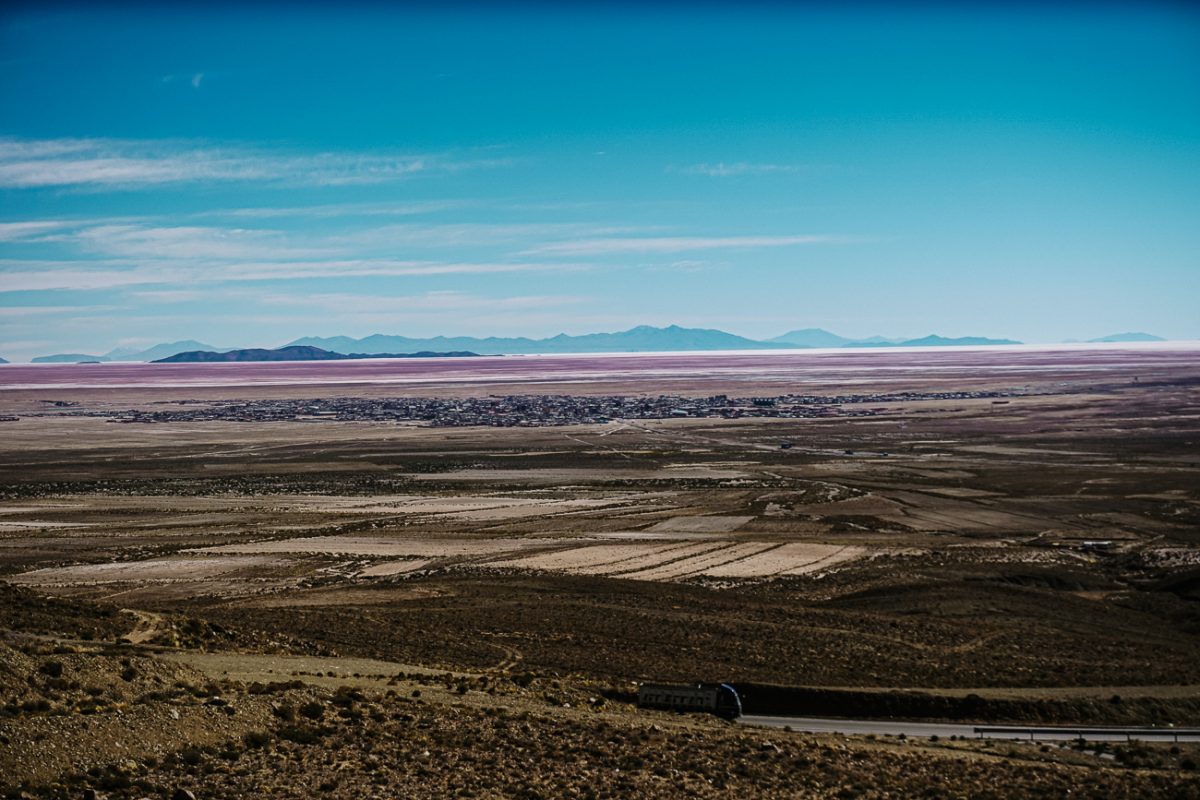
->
1 2 1198 359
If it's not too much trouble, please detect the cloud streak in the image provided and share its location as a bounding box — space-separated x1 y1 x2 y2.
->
0 304 124 318
0 258 584 292
0 137 509 189
522 235 849 256
0 221 74 241
676 162 801 177
259 290 585 313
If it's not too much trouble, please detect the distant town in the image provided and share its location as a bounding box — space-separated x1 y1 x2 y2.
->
40 390 1027 428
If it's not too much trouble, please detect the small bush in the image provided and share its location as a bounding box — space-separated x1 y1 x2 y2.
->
38 660 64 678
278 725 323 745
243 730 271 749
298 701 325 720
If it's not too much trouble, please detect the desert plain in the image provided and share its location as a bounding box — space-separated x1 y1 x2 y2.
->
2 345 1199 798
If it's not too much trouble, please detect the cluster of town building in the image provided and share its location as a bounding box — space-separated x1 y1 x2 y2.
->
57 390 1025 427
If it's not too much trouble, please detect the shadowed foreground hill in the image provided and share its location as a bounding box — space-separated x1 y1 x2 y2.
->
2 584 1198 799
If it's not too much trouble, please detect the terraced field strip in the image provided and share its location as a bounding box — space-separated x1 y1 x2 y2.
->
579 541 731 576
646 515 756 533
604 542 744 578
10 555 284 586
358 559 434 577
650 542 784 580
700 543 865 578
397 496 642 522
444 499 638 522
487 540 704 573
200 535 590 559
619 543 757 580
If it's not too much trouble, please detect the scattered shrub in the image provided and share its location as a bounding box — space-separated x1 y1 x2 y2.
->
243 730 271 749
38 660 64 678
299 701 326 720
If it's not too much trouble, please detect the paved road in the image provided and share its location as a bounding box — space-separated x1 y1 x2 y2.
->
738 715 1200 742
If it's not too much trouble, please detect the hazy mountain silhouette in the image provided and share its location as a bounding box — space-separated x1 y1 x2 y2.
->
768 328 852 348
845 334 1021 348
1087 332 1165 343
31 353 111 363
289 325 790 355
105 340 218 361
155 346 480 363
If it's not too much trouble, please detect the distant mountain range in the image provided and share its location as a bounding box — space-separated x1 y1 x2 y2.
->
154 345 480 363
30 353 110 363
768 329 1021 348
21 327 1180 363
32 340 217 364
848 334 1022 348
769 328 862 348
1087 332 1166 343
107 340 218 361
288 325 788 355
291 326 1025 354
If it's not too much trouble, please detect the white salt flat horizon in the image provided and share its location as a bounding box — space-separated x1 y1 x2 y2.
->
3 337 1199 367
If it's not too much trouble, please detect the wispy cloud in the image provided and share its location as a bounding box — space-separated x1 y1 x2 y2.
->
126 289 246 304
675 162 801 177
260 290 585 313
0 137 509 189
522 235 849 256
70 224 332 261
0 221 74 241
0 258 583 292
202 200 468 220
0 304 124 318
335 222 653 249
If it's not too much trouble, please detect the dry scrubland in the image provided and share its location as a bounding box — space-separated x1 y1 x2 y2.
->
2 348 1200 797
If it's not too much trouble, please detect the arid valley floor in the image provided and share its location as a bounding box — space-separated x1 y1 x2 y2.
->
2 346 1199 798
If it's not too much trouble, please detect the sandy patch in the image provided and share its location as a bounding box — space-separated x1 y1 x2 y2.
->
801 495 907 516
646 515 755 533
11 555 282 585
414 467 749 483
440 498 636 521
247 586 442 607
201 535 588 559
358 559 433 577
0 505 79 515
921 487 1003 498
0 520 90 530
955 445 1098 457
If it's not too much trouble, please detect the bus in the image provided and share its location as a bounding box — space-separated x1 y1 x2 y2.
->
637 683 742 719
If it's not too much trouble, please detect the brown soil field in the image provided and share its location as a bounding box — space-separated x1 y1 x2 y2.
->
2 348 1199 797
